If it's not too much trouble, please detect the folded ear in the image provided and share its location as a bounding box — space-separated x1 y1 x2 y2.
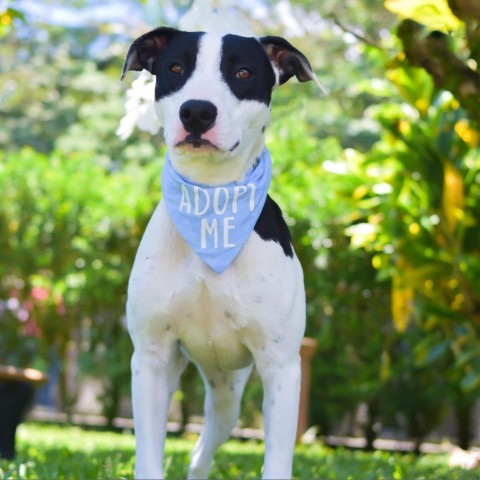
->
121 26 180 80
259 36 327 94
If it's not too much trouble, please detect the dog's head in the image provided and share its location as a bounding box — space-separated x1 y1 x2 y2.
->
122 27 322 183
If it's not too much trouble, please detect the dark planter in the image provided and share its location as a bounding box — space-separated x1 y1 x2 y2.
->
0 381 35 460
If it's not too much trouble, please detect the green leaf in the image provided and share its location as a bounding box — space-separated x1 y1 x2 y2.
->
460 371 480 392
417 340 450 366
384 0 462 32
456 348 480 368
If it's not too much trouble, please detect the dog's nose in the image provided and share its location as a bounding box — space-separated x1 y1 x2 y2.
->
179 100 217 136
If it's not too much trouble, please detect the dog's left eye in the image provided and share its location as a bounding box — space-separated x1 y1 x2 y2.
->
236 68 253 80
169 63 184 75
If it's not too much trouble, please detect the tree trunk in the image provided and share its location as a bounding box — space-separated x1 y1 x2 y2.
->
364 399 379 451
455 400 473 450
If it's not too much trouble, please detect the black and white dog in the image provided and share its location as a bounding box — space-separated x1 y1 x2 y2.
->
122 27 322 479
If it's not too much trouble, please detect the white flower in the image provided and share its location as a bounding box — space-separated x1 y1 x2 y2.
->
116 70 160 140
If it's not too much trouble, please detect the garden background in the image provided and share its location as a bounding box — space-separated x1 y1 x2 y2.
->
1 0 480 459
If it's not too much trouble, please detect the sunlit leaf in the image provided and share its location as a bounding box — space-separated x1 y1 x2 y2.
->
442 162 465 233
384 0 462 32
391 275 414 332
385 66 434 114
344 223 378 248
455 120 479 148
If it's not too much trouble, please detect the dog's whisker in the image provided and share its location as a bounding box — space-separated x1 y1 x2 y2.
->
153 128 165 147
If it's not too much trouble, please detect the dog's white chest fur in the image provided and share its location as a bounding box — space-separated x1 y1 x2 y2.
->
128 201 305 373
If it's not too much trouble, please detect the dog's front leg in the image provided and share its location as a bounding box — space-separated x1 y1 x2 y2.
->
131 345 172 479
188 365 253 479
257 356 302 479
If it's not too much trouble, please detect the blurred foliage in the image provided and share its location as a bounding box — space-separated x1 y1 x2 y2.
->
329 0 479 448
0 4 25 38
391 0 480 123
0 0 479 448
0 146 161 420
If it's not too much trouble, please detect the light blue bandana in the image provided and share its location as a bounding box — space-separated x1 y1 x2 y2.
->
162 149 272 274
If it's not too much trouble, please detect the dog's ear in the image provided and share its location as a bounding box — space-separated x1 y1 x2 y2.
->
259 36 327 94
121 27 180 80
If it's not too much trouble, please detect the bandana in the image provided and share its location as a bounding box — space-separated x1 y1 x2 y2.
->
162 149 272 274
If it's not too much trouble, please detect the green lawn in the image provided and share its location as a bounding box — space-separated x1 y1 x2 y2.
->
0 423 479 479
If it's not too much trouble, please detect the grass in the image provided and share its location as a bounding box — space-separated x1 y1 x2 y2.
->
0 423 479 479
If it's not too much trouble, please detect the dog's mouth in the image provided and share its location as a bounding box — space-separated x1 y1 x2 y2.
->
176 135 240 153
177 135 219 150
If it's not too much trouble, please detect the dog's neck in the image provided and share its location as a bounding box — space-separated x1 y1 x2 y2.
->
167 136 265 186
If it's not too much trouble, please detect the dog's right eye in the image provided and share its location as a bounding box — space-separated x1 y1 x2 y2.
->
168 63 184 75
236 68 253 80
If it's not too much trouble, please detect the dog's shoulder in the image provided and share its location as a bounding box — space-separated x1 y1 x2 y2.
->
254 195 293 257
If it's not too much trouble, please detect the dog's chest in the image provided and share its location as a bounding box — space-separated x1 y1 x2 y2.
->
127 201 302 370
164 273 258 370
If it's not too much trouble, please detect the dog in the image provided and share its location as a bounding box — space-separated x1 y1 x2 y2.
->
121 26 322 479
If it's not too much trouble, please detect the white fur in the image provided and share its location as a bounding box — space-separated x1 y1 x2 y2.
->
127 32 306 479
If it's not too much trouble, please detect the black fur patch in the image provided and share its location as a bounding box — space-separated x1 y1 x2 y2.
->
254 195 293 257
220 35 276 104
152 32 204 100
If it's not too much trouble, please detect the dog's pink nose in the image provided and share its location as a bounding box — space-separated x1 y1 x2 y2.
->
180 100 217 136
